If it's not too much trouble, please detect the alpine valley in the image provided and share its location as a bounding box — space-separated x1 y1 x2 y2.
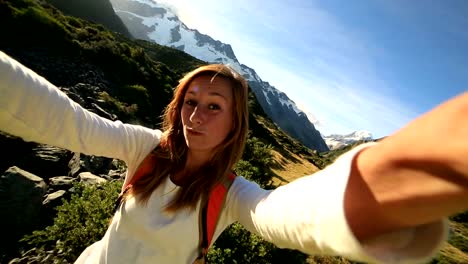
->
0 1 465 263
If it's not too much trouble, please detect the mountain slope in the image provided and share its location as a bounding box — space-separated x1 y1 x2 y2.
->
110 0 329 152
46 0 133 38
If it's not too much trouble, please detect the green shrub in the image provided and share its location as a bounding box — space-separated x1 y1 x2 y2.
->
66 16 82 28
234 160 260 181
116 84 153 117
238 136 274 188
243 137 273 166
20 181 122 263
208 223 308 264
98 91 139 121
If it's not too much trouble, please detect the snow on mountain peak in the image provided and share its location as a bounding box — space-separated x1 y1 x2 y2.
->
322 130 373 150
113 0 307 111
350 130 373 139
113 0 269 82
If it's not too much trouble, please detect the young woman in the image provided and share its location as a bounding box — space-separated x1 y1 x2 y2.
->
1 50 467 264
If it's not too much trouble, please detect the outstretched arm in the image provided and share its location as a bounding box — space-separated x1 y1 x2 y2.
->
223 92 468 264
0 51 161 165
345 92 468 241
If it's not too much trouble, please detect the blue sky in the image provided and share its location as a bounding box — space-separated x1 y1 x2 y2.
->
157 0 468 138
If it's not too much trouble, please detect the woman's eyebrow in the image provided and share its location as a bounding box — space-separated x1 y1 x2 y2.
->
187 90 228 101
208 91 228 101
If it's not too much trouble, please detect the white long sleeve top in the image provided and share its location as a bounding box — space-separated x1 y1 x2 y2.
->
0 51 448 264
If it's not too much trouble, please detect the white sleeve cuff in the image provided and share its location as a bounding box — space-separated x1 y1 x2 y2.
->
361 219 448 264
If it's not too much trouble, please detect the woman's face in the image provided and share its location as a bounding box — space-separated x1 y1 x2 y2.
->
181 75 234 156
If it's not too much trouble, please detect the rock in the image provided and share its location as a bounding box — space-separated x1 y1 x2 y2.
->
78 172 107 185
43 190 66 207
28 145 72 179
111 159 127 171
68 153 113 178
0 134 72 181
64 89 86 106
0 132 36 176
108 169 125 180
91 102 117 120
0 167 47 253
48 176 76 191
29 145 73 179
40 190 68 227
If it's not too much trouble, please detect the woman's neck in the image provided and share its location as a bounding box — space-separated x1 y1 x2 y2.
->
170 150 212 184
185 149 213 170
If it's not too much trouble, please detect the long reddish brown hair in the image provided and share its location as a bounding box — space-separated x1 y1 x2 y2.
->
129 64 249 212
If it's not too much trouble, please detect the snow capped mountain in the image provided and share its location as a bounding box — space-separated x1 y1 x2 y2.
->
110 0 246 73
110 0 329 151
322 130 373 150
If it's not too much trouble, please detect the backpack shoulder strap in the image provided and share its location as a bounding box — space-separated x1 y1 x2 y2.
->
121 153 156 193
205 173 236 247
197 172 236 262
113 153 156 214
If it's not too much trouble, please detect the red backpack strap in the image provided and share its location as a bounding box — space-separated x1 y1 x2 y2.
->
206 173 236 247
113 153 156 214
195 172 236 263
121 153 156 193
195 173 236 263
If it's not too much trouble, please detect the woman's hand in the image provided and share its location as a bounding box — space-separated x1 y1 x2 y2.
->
344 92 468 241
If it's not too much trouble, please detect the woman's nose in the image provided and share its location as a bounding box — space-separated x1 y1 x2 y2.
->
189 106 206 125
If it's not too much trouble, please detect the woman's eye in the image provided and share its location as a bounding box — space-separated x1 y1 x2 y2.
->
208 104 220 110
185 99 196 106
